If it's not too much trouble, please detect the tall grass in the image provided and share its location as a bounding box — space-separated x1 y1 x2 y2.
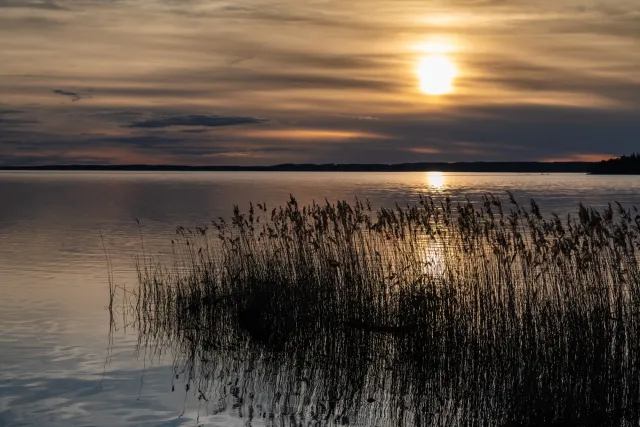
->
128 194 640 426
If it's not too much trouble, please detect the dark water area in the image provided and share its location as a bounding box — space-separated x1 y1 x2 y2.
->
3 171 640 426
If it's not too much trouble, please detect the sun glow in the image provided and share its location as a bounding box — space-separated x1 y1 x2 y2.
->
418 41 454 54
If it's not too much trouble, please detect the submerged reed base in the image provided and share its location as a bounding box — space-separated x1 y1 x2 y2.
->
123 194 640 426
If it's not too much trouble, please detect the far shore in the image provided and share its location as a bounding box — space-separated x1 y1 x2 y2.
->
0 162 595 173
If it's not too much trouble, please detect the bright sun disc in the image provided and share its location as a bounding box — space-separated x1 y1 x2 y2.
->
417 54 458 96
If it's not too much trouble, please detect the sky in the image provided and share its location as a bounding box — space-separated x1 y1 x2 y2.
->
1 0 639 166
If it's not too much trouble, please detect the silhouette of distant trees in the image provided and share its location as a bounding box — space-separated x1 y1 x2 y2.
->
2 162 593 173
589 153 640 174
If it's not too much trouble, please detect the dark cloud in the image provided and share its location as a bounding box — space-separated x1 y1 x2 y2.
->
247 50 392 71
220 70 397 91
125 114 268 129
367 105 640 160
93 135 301 155
0 0 65 10
0 15 66 31
98 135 184 149
73 110 150 124
180 3 381 31
0 153 107 166
180 129 209 133
0 110 39 127
97 87 205 98
2 100 639 166
52 89 91 102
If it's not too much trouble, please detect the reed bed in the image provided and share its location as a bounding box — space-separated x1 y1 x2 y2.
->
128 194 640 426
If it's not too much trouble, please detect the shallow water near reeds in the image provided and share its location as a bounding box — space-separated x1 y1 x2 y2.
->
3 171 640 426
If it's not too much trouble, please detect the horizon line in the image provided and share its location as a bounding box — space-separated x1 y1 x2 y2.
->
0 161 596 173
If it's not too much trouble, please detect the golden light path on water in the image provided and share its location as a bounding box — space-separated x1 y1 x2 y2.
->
416 41 459 96
413 171 448 279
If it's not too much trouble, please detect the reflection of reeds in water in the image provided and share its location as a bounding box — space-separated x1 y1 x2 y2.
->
126 194 640 426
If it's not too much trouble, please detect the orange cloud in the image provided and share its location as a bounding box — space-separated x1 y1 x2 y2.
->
407 147 441 154
240 129 390 141
542 153 615 162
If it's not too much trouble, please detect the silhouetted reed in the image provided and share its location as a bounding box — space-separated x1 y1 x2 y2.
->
127 194 640 426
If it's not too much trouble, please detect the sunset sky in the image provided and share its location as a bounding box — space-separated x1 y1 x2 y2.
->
1 0 639 165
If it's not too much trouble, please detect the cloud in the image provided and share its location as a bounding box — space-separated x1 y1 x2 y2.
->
334 114 380 121
1 0 639 166
541 153 617 162
175 2 386 32
466 55 640 109
0 0 65 10
96 135 185 149
0 110 39 127
52 89 91 102
407 147 441 155
125 114 268 129
241 128 390 141
193 69 396 92
71 110 151 124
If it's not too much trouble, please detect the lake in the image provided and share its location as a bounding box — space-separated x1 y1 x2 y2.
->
2 171 640 426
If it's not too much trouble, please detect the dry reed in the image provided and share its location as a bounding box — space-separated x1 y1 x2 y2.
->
125 194 640 426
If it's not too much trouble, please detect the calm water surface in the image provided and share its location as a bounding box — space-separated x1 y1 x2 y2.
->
2 171 640 426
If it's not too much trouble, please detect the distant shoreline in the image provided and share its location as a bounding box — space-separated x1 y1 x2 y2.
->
0 162 595 173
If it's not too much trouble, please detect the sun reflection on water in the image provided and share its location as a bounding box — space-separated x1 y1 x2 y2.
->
426 171 446 189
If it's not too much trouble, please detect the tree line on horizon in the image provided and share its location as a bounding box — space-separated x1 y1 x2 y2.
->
589 153 640 175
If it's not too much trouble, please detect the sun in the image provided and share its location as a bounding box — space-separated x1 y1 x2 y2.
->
417 54 458 96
